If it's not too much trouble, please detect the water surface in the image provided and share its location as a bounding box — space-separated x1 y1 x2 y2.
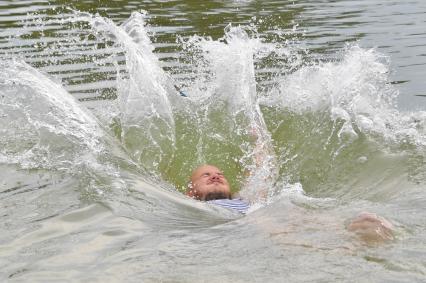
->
1 0 426 282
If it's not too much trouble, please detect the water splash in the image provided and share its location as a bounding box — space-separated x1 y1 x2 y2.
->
71 11 177 176
0 60 103 167
264 45 426 147
0 60 128 197
175 25 280 204
260 45 426 197
7 10 178 177
4 9 426 204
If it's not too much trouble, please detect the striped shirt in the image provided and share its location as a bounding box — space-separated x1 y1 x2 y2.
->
207 198 250 214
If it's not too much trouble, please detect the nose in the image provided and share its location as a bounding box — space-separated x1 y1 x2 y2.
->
211 173 221 180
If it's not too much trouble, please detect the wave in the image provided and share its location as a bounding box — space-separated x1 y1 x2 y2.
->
1 11 425 211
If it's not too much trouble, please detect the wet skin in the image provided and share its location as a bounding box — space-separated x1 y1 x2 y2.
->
186 165 232 201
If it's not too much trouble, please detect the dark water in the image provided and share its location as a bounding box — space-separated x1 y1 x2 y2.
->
1 0 426 282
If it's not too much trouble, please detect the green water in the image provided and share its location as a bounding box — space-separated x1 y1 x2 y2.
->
1 1 426 282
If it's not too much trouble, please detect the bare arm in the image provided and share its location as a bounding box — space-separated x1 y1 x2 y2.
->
239 122 277 204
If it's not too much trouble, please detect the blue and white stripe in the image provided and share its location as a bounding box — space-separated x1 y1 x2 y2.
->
207 198 250 214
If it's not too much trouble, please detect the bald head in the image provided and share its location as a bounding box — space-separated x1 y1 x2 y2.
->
186 165 231 201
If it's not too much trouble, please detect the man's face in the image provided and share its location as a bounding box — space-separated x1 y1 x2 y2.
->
187 165 231 201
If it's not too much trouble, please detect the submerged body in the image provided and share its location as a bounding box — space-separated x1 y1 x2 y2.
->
186 164 394 242
207 198 250 214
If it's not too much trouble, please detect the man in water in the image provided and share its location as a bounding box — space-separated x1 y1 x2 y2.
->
186 164 250 214
186 164 394 242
